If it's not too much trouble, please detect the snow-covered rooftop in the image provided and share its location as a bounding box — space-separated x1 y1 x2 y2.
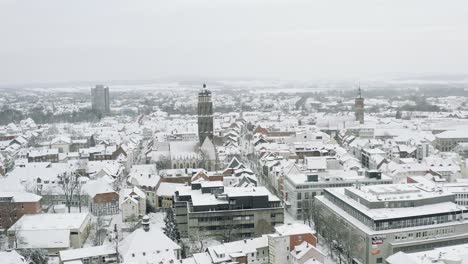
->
9 213 90 231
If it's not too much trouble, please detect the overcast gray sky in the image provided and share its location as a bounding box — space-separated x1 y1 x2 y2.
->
1 0 467 85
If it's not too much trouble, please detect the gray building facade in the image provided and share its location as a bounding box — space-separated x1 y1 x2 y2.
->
174 182 284 241
91 85 110 115
316 184 468 264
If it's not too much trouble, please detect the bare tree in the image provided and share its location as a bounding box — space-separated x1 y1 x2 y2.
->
18 248 49 264
74 174 87 213
340 225 361 264
111 224 121 263
221 221 236 243
301 198 313 227
0 199 20 230
155 154 171 170
309 195 323 231
188 229 205 254
255 219 272 237
58 172 80 213
317 212 357 264
197 148 210 170
89 215 107 246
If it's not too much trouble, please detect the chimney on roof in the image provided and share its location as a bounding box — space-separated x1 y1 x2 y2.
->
142 215 150 232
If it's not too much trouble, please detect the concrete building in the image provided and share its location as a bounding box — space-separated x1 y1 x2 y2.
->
8 213 91 254
174 182 284 241
434 130 468 152
386 243 468 264
316 184 468 264
156 182 184 208
283 169 392 220
198 84 214 145
91 85 110 115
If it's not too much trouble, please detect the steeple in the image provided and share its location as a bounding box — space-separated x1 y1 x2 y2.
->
198 83 214 144
355 85 364 124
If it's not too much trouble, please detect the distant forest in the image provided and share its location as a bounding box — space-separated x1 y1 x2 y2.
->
0 107 102 126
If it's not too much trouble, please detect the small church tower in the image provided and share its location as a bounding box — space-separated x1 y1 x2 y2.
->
198 84 214 144
355 86 364 124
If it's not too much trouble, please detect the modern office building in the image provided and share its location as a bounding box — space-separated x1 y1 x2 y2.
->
174 181 284 241
284 169 392 220
91 85 110 115
197 84 214 144
316 184 468 264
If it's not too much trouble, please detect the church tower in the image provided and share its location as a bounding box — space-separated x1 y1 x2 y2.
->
355 86 364 124
198 84 214 144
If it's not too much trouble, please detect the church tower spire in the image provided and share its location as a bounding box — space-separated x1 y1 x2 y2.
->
197 83 214 144
355 85 364 124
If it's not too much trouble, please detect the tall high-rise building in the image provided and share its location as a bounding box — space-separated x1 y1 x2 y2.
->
91 85 110 115
355 86 364 124
197 84 214 144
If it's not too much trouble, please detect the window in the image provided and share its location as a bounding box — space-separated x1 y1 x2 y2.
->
377 257 383 263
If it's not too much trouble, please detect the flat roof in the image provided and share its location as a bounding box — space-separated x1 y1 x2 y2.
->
9 213 90 231
326 187 462 221
176 186 280 207
316 195 468 236
346 184 453 203
286 170 390 186
60 245 116 261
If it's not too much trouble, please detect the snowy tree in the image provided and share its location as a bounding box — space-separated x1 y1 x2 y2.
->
0 200 20 229
18 248 49 264
89 215 107 246
163 207 180 243
155 154 171 170
58 172 80 213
